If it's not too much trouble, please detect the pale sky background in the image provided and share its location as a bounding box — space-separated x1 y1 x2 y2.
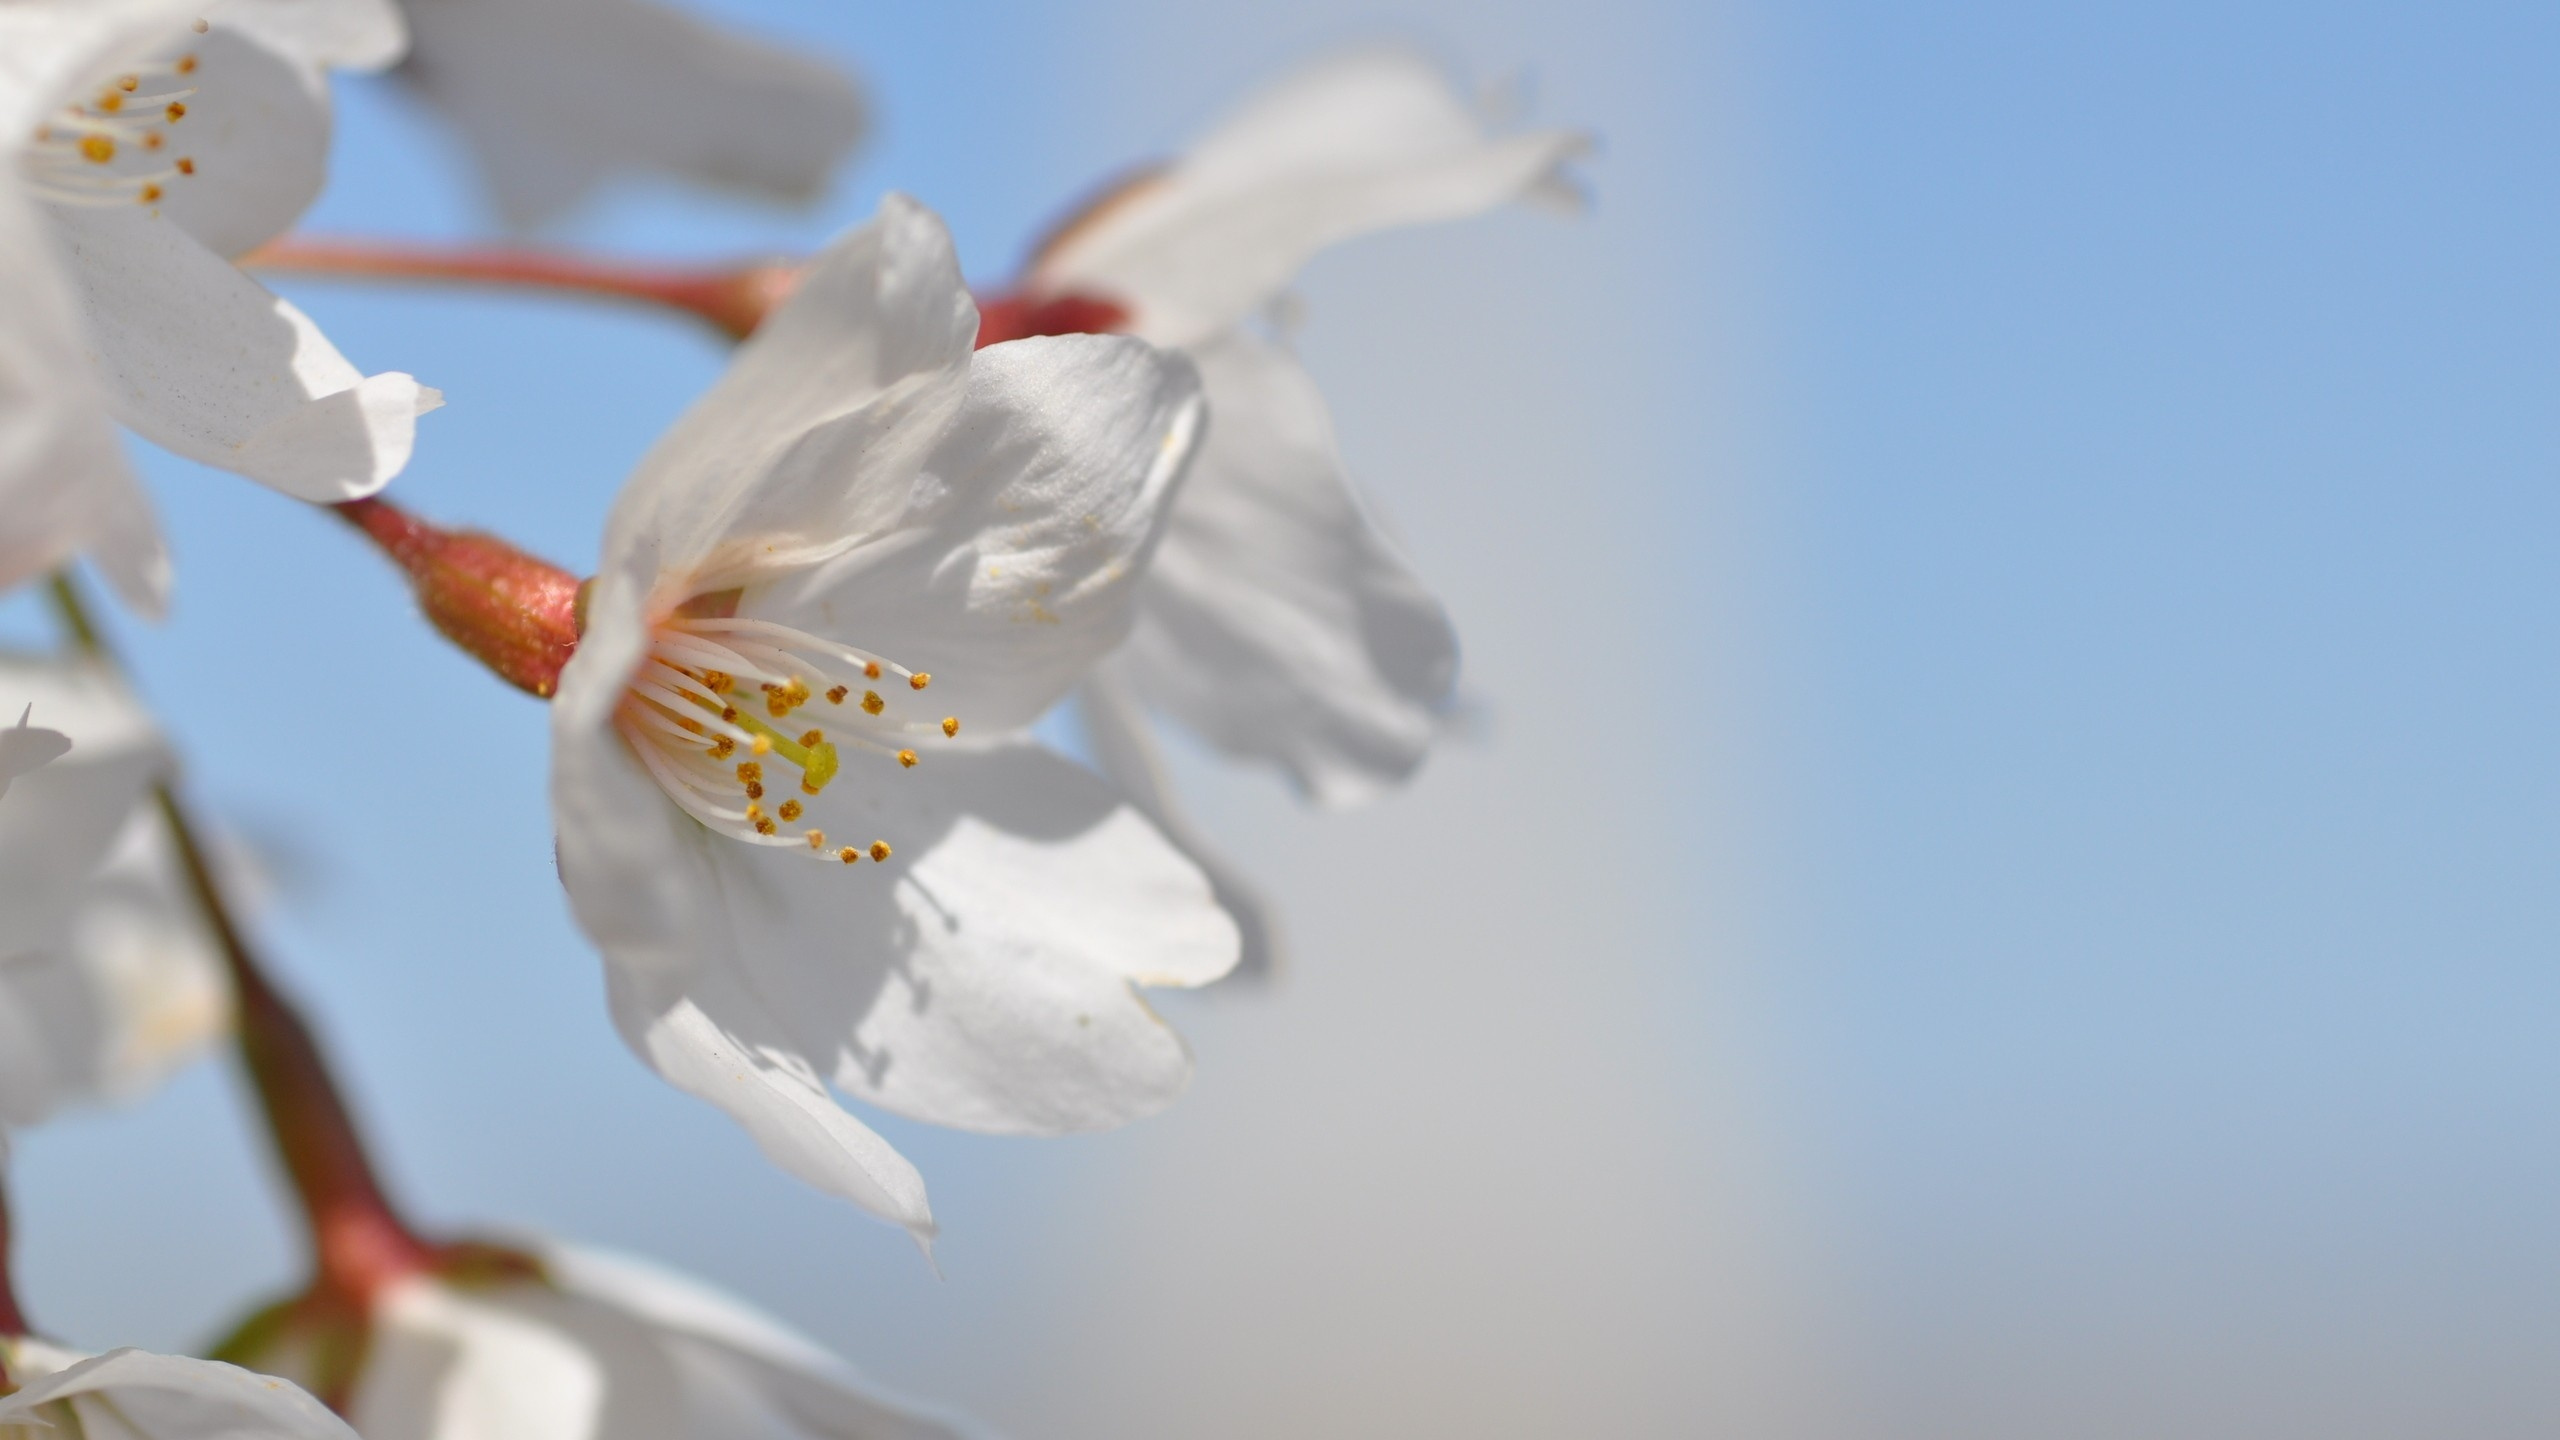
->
11 3 2560 1438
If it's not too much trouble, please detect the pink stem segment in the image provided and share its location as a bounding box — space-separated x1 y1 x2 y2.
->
244 236 800 342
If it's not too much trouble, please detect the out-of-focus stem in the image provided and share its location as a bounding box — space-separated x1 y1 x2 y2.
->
0 1181 29 1340
45 574 434 1308
243 236 799 342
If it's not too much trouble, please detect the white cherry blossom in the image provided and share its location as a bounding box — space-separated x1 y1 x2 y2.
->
554 194 1238 1240
0 1337 357 1440
0 0 438 612
334 1241 973 1440
0 652 227 1130
395 0 866 229
1022 49 1587 812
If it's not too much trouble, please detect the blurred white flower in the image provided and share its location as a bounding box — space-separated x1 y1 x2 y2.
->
395 0 865 229
1017 49 1587 818
0 1337 356 1440
326 1241 973 1440
0 705 72 802
0 652 227 1130
554 194 1237 1241
0 0 440 612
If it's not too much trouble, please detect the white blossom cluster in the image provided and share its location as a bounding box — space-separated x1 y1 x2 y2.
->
0 1 1583 1434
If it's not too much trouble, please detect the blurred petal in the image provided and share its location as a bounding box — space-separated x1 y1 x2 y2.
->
754 332 1205 733
605 195 973 600
213 0 408 72
49 205 438 503
1034 47 1590 346
397 0 861 229
0 1346 357 1440
0 709 74 800
1118 333 1456 805
1077 670 1284 981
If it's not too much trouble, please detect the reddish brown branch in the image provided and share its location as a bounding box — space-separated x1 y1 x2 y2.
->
245 236 799 342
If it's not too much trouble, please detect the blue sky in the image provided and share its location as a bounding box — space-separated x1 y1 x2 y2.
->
13 3 2558 1437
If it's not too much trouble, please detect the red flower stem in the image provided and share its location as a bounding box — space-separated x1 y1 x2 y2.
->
242 235 798 342
0 1179 30 1340
332 498 583 700
44 574 434 1307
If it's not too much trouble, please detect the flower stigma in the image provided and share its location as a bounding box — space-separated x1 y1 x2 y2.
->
20 32 206 209
613 612 955 864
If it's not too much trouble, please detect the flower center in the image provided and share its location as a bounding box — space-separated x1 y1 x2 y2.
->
612 615 960 866
19 22 206 209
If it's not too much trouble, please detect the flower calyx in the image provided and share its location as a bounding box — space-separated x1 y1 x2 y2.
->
209 1240 543 1415
336 498 581 699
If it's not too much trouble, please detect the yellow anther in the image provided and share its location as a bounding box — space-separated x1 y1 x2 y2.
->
176 54 198 74
863 661 881 679
79 134 114 163
707 735 736 759
143 132 164 151
743 781 764 801
839 846 861 864
735 762 762 784
744 803 765 822
941 717 960 738
97 92 124 112
909 672 931 691
719 705 740 722
701 670 732 694
826 685 849 705
118 75 140 92
174 155 194 174
137 183 161 202
806 829 827 850
750 735 772 755
675 716 705 735
165 100 186 121
897 749 918 769
778 799 803 822
754 816 778 836
799 729 823 747
869 841 891 863
860 691 884 715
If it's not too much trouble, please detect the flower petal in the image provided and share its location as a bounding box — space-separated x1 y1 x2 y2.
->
211 0 408 72
397 0 861 230
138 21 335 260
0 654 168 965
1076 671 1283 981
751 332 1205 733
0 186 167 614
604 194 973 602
1032 47 1591 347
0 0 203 136
606 963 936 1240
0 1347 357 1440
1115 333 1456 806
692 742 1235 1138
48 205 438 502
354 1279 631 1440
541 1244 979 1440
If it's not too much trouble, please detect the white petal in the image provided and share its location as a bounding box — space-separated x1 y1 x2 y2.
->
1032 48 1589 347
0 185 168 613
0 712 74 800
0 654 167 961
48 204 437 503
1115 334 1456 805
541 1244 978 1440
1076 671 1283 981
353 1278 630 1440
607 964 935 1239
753 332 1204 732
211 0 408 72
603 194 973 603
0 1347 358 1440
140 23 331 260
686 742 1235 1137
397 0 861 229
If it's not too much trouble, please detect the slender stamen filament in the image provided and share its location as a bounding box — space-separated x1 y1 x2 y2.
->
611 613 959 864
18 46 200 207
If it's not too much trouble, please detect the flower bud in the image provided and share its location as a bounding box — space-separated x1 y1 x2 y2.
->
336 499 580 699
